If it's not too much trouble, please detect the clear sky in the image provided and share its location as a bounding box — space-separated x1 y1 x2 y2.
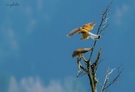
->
0 0 135 92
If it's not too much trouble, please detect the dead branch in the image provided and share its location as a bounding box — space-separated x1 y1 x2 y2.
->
91 48 102 86
87 63 96 92
76 57 88 78
89 2 112 61
101 68 116 92
101 67 122 92
91 48 102 74
104 70 122 90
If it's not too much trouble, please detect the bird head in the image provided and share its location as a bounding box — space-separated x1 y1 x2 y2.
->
72 51 80 58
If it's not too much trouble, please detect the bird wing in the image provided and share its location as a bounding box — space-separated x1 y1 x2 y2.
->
66 28 81 37
82 22 96 32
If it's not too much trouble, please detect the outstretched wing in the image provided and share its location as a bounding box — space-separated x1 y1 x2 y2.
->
66 28 81 37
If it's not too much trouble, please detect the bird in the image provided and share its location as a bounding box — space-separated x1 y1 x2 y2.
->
72 48 93 58
72 48 93 72
67 22 101 40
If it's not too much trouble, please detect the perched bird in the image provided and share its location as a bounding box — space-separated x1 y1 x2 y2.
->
72 48 93 58
67 22 101 40
72 48 93 72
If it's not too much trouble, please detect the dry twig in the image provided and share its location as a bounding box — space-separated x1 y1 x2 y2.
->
101 67 123 92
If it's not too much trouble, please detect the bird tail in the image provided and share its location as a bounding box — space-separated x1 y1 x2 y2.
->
87 32 101 40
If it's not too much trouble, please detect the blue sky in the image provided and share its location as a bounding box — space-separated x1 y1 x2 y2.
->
0 0 135 92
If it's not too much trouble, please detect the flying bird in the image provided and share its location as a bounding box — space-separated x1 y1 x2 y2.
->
67 22 101 40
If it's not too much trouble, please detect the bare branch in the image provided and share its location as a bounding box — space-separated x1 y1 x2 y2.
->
90 48 102 88
88 2 112 62
104 70 122 90
87 69 96 92
81 56 88 63
91 48 102 73
101 66 123 92
87 57 96 92
99 24 110 34
101 68 116 92
97 2 112 34
76 69 87 78
75 57 89 78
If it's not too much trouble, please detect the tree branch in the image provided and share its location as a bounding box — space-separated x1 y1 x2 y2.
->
101 67 122 92
91 48 102 84
88 2 112 62
87 61 96 92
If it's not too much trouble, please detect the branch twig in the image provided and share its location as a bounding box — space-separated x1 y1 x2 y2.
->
101 67 123 92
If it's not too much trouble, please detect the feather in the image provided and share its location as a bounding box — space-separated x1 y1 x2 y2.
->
87 32 101 40
66 28 80 37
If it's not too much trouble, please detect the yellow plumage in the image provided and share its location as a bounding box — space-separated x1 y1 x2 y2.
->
67 22 96 40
